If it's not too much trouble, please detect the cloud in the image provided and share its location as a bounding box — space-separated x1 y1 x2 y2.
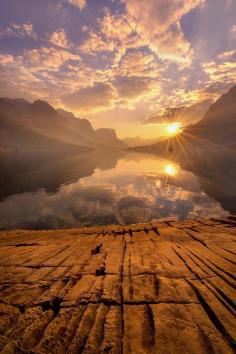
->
0 48 104 105
231 24 236 38
49 28 70 49
0 0 234 132
0 22 37 39
61 82 118 113
111 49 158 78
217 49 236 61
113 76 154 106
151 22 193 65
144 99 212 126
67 0 87 10
0 54 14 65
123 0 204 33
122 0 204 63
203 60 236 87
200 48 236 97
97 9 148 64
99 9 134 41
23 46 81 70
0 60 44 100
79 30 116 54
0 46 82 103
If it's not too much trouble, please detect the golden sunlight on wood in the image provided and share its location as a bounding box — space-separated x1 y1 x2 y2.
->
166 122 182 136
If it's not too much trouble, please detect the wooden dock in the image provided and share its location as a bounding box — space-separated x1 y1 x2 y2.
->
0 217 235 353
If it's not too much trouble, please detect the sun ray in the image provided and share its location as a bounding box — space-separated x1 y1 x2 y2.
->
182 131 236 154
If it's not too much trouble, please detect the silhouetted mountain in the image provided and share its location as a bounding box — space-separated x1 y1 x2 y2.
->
0 97 126 150
57 109 126 148
0 111 89 154
185 85 236 147
95 128 126 148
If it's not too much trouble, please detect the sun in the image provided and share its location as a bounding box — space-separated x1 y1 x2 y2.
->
166 122 182 136
164 163 179 176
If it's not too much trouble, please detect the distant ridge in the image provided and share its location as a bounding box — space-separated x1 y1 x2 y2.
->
0 97 126 152
0 111 89 154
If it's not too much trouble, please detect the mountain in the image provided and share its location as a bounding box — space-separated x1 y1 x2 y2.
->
131 85 236 153
95 128 126 148
0 111 89 154
0 98 126 149
57 109 126 148
184 85 236 147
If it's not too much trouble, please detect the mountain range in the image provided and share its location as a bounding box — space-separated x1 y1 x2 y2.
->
1 85 235 155
0 98 126 154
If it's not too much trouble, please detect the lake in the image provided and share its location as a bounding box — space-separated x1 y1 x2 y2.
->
1 145 235 230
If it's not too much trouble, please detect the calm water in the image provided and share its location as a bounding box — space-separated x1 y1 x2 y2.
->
0 147 236 229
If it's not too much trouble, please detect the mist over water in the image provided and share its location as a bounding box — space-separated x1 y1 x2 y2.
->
0 146 235 230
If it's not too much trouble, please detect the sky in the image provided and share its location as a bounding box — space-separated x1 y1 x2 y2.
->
0 0 235 138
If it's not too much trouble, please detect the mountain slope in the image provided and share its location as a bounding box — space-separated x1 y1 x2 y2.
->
0 98 126 149
95 128 127 148
57 109 126 148
185 85 236 147
0 112 89 154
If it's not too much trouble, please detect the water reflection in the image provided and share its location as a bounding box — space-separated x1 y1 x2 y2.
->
0 145 235 229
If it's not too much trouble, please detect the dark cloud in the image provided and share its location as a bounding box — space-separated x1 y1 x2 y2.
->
113 76 152 101
61 82 118 112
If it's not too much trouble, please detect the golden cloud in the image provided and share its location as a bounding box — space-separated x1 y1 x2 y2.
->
122 0 204 64
112 49 158 78
23 46 81 70
203 60 236 83
0 54 14 65
67 0 87 10
49 28 71 49
123 0 204 33
99 9 134 41
150 22 193 65
61 82 118 113
79 30 116 54
0 22 37 39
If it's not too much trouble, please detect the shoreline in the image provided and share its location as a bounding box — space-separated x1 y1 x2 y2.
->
1 215 234 233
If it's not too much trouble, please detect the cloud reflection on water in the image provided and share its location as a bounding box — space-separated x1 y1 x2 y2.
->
0 154 228 229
